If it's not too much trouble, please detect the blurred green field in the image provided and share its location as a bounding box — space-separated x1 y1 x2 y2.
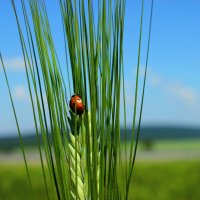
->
142 139 200 150
0 160 200 200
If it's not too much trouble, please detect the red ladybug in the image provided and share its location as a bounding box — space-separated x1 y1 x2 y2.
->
69 94 85 115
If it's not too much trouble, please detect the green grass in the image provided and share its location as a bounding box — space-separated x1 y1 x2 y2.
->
122 139 200 151
152 139 200 150
130 161 200 200
0 161 200 200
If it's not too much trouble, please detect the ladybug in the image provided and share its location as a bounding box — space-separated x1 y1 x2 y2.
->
69 94 85 115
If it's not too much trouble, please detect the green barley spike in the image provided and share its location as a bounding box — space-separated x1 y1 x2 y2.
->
68 110 100 199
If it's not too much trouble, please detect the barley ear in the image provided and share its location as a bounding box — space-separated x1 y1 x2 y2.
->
68 110 100 199
68 109 85 200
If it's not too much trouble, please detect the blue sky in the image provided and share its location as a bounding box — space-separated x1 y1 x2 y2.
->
0 0 200 136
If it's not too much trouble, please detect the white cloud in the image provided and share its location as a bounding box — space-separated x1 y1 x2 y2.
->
166 82 198 105
147 70 199 106
13 85 27 100
148 71 163 87
139 67 162 87
123 67 200 126
2 57 25 71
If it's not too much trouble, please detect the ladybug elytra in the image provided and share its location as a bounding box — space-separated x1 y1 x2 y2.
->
69 94 85 115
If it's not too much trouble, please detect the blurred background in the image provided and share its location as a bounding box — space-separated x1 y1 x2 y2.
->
0 0 200 200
